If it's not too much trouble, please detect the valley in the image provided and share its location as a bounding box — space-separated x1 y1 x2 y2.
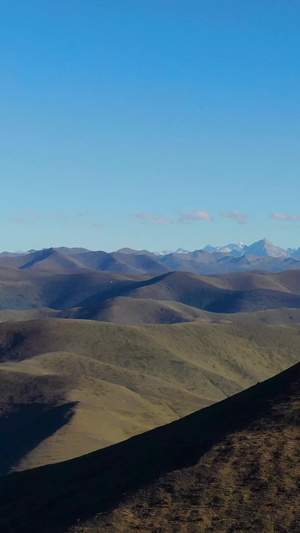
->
0 260 299 531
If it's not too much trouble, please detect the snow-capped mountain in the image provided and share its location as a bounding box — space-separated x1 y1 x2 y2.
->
153 250 174 256
154 248 190 256
203 243 246 255
155 239 295 258
203 239 291 258
244 238 289 258
175 248 190 254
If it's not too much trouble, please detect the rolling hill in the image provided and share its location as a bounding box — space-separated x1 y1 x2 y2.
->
0 362 299 532
2 267 300 316
0 318 300 474
0 267 147 311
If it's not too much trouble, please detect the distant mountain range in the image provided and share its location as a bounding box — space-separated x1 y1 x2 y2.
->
1 238 300 275
203 238 292 258
156 238 299 258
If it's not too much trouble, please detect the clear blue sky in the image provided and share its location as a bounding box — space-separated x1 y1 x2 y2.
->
1 0 299 251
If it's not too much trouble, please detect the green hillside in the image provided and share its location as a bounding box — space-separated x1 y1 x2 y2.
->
0 362 299 533
0 318 299 473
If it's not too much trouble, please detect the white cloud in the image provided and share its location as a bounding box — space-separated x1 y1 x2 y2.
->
76 212 89 217
92 222 102 228
135 212 171 224
221 211 248 224
179 209 214 221
271 213 300 221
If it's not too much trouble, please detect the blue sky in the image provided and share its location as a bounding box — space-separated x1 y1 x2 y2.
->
1 0 300 251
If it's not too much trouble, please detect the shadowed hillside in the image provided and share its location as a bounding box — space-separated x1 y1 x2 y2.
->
0 318 300 473
0 267 147 310
4 301 300 327
0 266 300 324
0 363 299 533
58 297 211 324
2 268 300 316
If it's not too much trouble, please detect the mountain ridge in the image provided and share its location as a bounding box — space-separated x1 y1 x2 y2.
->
0 361 299 532
1 238 300 275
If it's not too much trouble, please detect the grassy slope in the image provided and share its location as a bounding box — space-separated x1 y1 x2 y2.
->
0 318 300 472
61 297 300 326
0 267 147 310
0 362 299 533
59 297 211 324
78 362 300 533
3 268 300 313
3 300 300 327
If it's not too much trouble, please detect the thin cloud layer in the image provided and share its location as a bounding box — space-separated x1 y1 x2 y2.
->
76 212 89 217
48 214 69 221
135 212 171 224
179 210 213 221
11 212 39 223
221 211 248 224
271 213 300 221
11 217 25 224
28 211 38 219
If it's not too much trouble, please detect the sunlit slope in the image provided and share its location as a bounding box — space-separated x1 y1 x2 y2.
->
3 301 300 326
1 362 299 533
0 360 179 474
59 297 212 324
72 362 300 533
3 268 300 313
3 302 300 328
114 270 300 313
61 297 300 325
1 318 300 473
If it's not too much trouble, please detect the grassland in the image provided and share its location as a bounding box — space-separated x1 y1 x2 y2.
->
2 268 300 316
1 317 300 473
1 265 300 531
0 362 299 533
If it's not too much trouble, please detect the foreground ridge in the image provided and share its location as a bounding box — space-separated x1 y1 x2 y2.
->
0 362 299 532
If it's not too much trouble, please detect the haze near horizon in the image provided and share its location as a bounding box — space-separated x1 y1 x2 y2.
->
1 1 299 251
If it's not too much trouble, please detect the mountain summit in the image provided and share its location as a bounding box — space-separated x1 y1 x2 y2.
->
203 238 289 258
245 238 289 258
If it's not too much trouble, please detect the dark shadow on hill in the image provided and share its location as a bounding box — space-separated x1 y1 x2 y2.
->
71 272 173 309
0 363 298 533
19 248 55 270
74 276 300 315
0 401 77 475
205 288 300 313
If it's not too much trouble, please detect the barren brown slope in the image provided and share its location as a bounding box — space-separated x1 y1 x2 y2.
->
1 318 300 474
0 363 299 533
